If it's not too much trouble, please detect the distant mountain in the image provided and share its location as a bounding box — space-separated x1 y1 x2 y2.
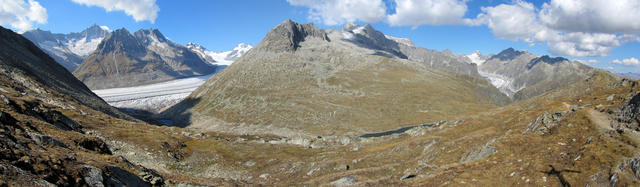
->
73 28 216 89
162 19 509 136
336 24 481 77
186 43 253 66
22 24 110 71
616 72 640 80
478 48 595 100
466 51 489 65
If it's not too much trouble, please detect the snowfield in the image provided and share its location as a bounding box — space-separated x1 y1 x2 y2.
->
93 72 217 112
478 71 520 97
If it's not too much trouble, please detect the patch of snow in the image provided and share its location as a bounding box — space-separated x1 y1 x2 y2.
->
342 31 355 39
66 37 104 57
479 71 520 97
99 25 110 31
186 43 253 66
352 26 366 34
467 51 486 65
385 35 414 47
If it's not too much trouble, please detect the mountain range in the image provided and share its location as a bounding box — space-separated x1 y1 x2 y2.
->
617 72 640 80
23 25 251 90
22 24 110 71
2 19 640 186
72 28 216 89
471 48 594 100
161 20 510 136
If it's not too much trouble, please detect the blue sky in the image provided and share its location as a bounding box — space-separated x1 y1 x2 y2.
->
1 0 639 73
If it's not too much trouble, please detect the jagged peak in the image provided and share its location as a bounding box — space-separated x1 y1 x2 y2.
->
526 55 569 69
489 47 526 61
259 19 327 52
112 28 130 34
95 28 145 54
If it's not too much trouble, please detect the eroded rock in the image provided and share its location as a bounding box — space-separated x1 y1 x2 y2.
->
524 111 567 134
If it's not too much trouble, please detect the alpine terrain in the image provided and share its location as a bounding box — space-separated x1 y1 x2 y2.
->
22 24 110 71
187 43 253 66
2 14 640 186
475 48 595 100
72 28 217 89
162 20 510 136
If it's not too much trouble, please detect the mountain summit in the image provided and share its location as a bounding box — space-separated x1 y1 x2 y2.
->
187 42 253 66
22 24 110 71
72 28 215 89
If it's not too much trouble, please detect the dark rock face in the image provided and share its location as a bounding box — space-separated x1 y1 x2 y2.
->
95 28 145 55
527 55 569 69
614 92 640 130
105 166 151 187
76 137 112 155
489 48 525 61
258 19 328 52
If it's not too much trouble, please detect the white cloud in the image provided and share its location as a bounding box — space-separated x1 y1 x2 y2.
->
577 59 599 64
612 57 640 66
387 0 468 26
540 0 640 34
287 0 386 25
546 33 637 57
470 0 541 41
287 0 640 58
470 0 640 57
0 0 47 32
71 0 159 23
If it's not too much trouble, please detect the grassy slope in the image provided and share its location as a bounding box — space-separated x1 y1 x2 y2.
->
5 58 639 186
155 71 639 186
170 39 505 136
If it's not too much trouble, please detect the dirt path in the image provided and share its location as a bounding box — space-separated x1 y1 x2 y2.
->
587 109 640 144
586 109 613 133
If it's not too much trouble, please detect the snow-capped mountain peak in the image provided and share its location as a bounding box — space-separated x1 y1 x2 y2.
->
22 24 111 70
186 43 253 66
466 51 488 65
66 24 110 57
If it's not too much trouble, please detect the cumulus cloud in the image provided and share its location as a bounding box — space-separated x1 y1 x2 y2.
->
387 0 468 26
612 57 640 66
540 0 640 34
470 0 541 41
71 0 159 23
470 0 640 57
0 0 47 32
287 0 386 25
577 59 599 64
